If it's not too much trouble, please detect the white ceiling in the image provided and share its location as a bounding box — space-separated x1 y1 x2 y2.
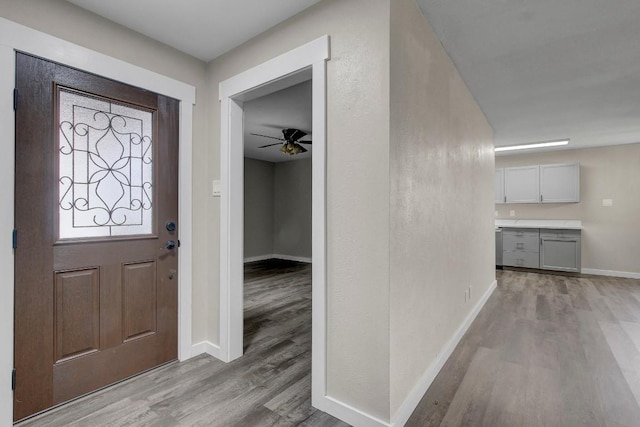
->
66 0 322 61
67 0 640 154
416 0 640 153
243 80 312 163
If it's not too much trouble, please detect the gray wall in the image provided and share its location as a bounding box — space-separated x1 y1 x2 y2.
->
244 157 312 260
243 158 275 258
274 158 312 258
496 143 640 275
389 0 496 417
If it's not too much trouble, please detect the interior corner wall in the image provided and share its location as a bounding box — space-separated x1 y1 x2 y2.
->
206 0 392 420
388 0 496 417
274 158 312 259
244 158 275 259
0 0 211 343
495 143 640 275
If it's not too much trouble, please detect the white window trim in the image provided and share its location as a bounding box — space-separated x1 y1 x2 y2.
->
0 17 195 425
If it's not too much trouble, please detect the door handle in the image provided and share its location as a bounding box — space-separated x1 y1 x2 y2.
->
161 240 177 250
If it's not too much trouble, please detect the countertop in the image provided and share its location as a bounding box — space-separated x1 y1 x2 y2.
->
495 219 582 230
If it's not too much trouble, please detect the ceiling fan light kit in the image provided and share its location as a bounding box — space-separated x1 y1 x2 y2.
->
252 128 312 156
280 142 305 155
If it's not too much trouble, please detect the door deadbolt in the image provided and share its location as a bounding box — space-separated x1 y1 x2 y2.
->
166 221 177 232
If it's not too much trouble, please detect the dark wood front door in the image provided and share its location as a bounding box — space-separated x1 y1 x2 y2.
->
14 53 179 421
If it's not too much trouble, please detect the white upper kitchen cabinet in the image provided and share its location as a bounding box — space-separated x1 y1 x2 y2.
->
495 168 505 204
505 166 540 203
540 163 580 203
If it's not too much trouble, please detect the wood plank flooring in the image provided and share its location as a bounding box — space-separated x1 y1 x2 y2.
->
19 259 347 427
407 269 640 427
19 265 640 426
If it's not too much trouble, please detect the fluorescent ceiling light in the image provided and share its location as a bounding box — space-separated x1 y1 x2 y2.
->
495 139 569 152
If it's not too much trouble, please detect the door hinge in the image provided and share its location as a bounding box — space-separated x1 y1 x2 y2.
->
177 239 181 248
13 88 18 111
12 229 17 249
11 368 16 391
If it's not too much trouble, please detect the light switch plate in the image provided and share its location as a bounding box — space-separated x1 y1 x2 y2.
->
602 198 613 207
509 210 516 217
212 180 221 197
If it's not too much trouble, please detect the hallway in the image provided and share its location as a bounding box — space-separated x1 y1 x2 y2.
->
408 269 640 426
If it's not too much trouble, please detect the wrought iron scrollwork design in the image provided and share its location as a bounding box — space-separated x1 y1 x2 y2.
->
59 93 153 237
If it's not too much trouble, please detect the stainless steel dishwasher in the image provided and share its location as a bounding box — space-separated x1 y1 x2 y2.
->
495 227 503 268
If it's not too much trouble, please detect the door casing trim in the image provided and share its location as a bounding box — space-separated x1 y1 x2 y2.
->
218 35 329 408
0 17 195 424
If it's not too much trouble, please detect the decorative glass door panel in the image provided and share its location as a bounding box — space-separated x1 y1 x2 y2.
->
58 88 154 239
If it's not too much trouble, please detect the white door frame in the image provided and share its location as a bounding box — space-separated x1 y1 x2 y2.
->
0 17 195 425
218 36 329 406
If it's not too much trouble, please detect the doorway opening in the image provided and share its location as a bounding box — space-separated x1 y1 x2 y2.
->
218 36 329 408
243 79 313 361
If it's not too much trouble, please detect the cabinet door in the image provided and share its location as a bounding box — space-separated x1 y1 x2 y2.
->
495 169 505 204
505 166 540 203
540 238 581 272
540 163 580 203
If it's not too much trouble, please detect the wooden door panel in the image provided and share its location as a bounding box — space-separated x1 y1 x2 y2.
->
101 264 123 350
14 53 56 420
123 261 158 342
54 268 100 362
14 53 179 421
52 334 162 404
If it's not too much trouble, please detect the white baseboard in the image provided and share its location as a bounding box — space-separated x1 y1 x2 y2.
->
243 254 274 263
314 395 390 427
390 279 498 427
582 268 640 279
273 253 312 263
191 340 221 359
244 254 312 264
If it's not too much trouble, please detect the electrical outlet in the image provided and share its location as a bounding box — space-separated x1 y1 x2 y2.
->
509 210 516 217
602 199 613 207
212 180 221 197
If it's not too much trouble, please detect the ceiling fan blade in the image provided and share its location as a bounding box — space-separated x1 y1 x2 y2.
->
283 128 308 142
298 140 312 145
298 145 308 153
250 133 285 141
258 142 282 148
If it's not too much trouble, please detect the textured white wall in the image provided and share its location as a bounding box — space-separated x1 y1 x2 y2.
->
206 0 391 419
496 143 640 275
389 0 496 417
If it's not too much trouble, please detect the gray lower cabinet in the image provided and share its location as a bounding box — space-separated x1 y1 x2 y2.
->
503 228 540 268
540 229 581 272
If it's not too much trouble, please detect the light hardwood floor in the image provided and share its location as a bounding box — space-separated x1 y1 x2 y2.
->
19 259 347 427
407 269 640 427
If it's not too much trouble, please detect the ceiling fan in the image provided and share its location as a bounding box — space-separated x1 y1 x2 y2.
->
251 128 312 155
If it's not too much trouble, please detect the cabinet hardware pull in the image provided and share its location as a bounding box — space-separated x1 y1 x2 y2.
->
504 195 507 203
540 194 543 202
